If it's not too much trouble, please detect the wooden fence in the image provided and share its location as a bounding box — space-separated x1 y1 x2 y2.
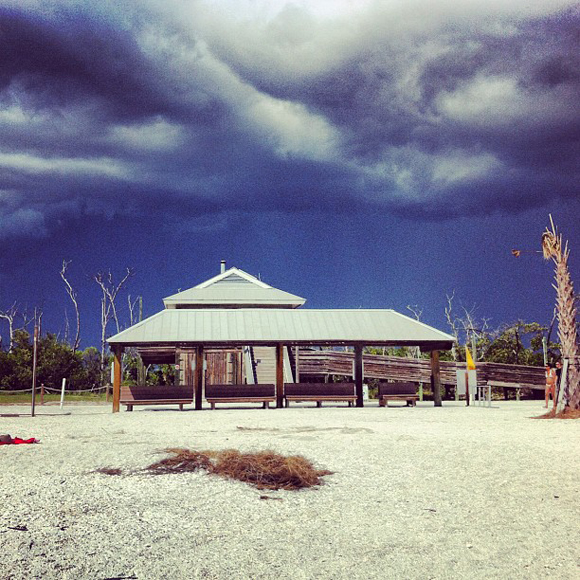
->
296 349 545 388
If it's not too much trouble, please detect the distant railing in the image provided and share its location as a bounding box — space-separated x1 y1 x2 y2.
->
296 349 545 387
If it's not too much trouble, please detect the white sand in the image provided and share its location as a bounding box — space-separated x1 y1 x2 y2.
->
1 400 578 580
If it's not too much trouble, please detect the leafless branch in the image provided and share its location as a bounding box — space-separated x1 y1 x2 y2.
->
60 259 81 352
127 294 140 327
0 302 18 351
406 304 423 321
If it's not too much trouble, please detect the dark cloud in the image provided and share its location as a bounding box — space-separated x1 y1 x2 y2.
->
0 1 578 240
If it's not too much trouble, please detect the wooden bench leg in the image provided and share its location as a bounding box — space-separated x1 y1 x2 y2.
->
179 404 184 411
210 402 215 410
316 401 322 408
126 405 133 412
379 398 385 407
263 401 270 409
285 399 289 408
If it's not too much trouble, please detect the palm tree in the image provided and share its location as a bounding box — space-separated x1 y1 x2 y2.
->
542 215 579 410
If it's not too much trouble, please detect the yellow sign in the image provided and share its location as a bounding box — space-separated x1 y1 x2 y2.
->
465 346 476 370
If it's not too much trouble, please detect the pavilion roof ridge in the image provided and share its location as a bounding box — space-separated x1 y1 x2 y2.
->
163 266 306 308
194 267 271 289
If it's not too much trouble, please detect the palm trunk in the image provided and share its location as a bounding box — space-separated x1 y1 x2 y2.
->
542 217 579 410
554 251 579 408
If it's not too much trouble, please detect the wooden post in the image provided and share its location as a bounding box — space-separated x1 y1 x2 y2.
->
174 349 181 386
40 383 44 406
60 378 66 409
31 325 39 417
430 350 442 407
295 346 300 383
276 343 284 408
354 345 364 407
419 383 424 401
195 346 204 410
112 346 122 413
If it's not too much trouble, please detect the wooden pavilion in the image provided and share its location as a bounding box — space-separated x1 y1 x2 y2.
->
107 263 454 411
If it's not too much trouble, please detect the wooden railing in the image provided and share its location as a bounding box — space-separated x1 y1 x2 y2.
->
296 350 545 387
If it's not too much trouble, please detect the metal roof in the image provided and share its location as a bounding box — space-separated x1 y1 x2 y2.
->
163 267 306 309
108 309 455 350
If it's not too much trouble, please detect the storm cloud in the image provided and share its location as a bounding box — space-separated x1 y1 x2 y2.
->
0 0 578 238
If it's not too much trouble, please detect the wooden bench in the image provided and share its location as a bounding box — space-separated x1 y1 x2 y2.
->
120 385 193 411
378 382 419 407
284 383 357 408
205 384 276 410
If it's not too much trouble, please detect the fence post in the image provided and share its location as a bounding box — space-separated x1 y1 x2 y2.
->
60 378 67 409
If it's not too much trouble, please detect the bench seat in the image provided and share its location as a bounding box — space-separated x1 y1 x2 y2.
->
378 382 418 407
284 383 356 407
120 386 193 411
205 384 275 410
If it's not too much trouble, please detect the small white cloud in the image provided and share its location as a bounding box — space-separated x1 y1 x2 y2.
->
431 152 502 186
245 94 340 161
0 152 131 179
356 146 503 202
0 207 47 239
110 117 184 152
436 76 523 124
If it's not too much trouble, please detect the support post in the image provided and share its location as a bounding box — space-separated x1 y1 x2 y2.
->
112 346 123 413
31 325 39 417
295 346 300 383
276 343 284 408
430 350 442 407
174 349 181 386
195 346 204 410
354 345 364 407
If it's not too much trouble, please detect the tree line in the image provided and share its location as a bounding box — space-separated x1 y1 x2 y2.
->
0 266 561 392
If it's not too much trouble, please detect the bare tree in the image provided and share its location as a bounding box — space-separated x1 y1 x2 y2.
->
127 294 141 326
0 302 18 351
60 260 81 352
445 291 490 361
444 292 461 361
94 268 134 335
93 268 134 384
406 304 423 321
406 304 423 358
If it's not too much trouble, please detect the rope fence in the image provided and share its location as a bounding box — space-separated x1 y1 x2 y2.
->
42 385 108 394
1 385 108 394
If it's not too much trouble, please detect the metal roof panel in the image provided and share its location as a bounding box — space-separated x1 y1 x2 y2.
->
108 309 455 348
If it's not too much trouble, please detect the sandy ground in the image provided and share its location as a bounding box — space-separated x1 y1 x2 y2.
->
0 400 578 580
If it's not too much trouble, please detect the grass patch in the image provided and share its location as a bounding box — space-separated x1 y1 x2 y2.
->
0 393 107 405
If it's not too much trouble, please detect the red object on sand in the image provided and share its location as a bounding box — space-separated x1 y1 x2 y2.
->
0 437 38 445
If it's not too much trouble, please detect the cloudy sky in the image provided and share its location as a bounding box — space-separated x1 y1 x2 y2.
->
0 0 578 348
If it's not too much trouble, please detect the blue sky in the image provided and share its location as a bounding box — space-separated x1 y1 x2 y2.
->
0 0 578 349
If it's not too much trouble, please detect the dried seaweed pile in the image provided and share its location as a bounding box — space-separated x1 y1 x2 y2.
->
145 448 333 490
534 408 580 420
